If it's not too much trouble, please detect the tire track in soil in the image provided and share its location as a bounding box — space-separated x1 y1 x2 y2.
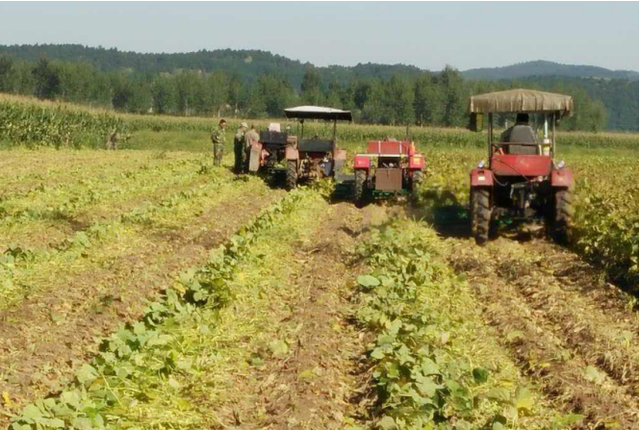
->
219 201 367 430
0 185 285 425
492 239 639 393
445 236 639 430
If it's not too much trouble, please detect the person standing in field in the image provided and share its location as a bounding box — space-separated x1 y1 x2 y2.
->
244 124 260 172
211 119 227 166
106 129 119 150
233 122 248 173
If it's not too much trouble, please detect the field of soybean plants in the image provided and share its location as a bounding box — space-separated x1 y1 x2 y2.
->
1 97 638 430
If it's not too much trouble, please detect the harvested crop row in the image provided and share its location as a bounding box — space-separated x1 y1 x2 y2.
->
0 177 283 427
350 217 573 429
0 161 241 310
211 200 366 429
443 236 639 430
488 239 638 392
0 148 175 196
0 154 214 250
7 186 316 429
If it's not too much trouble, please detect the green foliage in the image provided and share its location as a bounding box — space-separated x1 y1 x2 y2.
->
572 156 639 292
355 221 559 429
0 44 636 130
32 59 60 101
9 187 315 429
0 96 127 148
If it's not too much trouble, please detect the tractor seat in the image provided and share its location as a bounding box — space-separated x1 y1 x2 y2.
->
299 139 334 153
506 144 540 155
508 125 537 143
502 125 539 155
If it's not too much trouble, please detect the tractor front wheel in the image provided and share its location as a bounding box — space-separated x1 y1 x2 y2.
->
286 160 298 190
354 169 367 207
551 188 573 244
410 170 424 205
471 187 491 246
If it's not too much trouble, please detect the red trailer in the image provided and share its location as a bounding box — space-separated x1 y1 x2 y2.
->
352 138 425 205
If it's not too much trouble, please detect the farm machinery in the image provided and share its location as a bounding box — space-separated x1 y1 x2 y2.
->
468 89 575 245
352 137 425 205
247 106 351 189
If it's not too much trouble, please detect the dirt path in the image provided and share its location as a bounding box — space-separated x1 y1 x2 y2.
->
444 234 639 430
0 186 285 424
216 201 367 430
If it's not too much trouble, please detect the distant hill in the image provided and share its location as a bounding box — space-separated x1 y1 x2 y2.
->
0 44 637 130
462 60 639 81
1 44 636 85
0 44 423 88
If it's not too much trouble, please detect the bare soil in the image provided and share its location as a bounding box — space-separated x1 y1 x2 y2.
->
0 187 284 425
444 234 639 430
215 202 370 430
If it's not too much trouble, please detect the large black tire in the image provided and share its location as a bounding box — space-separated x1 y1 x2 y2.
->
410 170 424 205
354 169 367 206
286 160 297 190
471 187 491 245
551 188 573 244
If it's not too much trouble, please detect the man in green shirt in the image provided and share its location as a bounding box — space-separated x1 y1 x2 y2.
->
211 119 227 166
233 122 248 173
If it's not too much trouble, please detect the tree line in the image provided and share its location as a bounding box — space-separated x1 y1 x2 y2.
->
0 56 612 132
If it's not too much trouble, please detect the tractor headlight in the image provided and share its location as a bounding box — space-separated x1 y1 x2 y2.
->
557 160 565 169
477 160 485 169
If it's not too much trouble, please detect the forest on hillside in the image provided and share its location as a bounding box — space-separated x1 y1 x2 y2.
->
0 44 636 131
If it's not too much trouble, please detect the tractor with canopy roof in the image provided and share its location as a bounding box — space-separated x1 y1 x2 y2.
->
468 89 574 245
247 106 350 189
283 106 350 189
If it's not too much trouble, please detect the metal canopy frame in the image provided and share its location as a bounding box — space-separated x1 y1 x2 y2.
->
284 106 352 142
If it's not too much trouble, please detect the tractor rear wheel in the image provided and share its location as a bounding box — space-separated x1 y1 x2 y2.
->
410 170 424 205
551 188 573 244
286 160 297 190
354 169 367 206
471 187 491 245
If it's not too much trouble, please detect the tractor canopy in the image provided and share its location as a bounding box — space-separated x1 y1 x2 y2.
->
284 106 353 121
468 89 573 117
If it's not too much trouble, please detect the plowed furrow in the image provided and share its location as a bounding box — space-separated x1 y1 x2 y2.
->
446 238 639 430
0 186 284 425
485 240 639 395
218 202 366 430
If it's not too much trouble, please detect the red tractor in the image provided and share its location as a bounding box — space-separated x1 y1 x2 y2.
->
468 89 575 245
352 138 425 205
283 106 351 189
247 106 351 190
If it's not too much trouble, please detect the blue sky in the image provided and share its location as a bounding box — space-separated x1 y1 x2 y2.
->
0 2 637 71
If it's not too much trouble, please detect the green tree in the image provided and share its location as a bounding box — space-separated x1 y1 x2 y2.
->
414 73 443 125
361 79 385 123
175 71 200 116
325 80 343 108
301 66 323 105
439 66 465 127
0 55 13 92
111 74 132 110
257 74 295 117
32 58 60 100
227 73 243 115
127 76 152 113
206 72 230 117
384 76 414 125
